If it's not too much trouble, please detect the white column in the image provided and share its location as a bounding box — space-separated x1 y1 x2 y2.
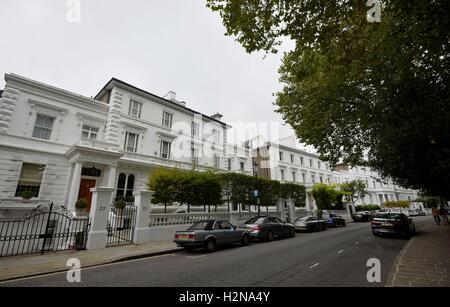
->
277 198 287 222
106 165 117 188
133 190 152 244
287 199 296 223
86 187 114 250
67 161 83 212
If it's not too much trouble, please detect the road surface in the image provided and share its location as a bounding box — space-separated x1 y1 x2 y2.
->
1 217 428 287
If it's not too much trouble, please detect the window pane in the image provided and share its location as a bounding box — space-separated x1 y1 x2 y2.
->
15 163 45 197
32 115 54 140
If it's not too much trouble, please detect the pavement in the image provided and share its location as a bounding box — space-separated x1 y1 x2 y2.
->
387 217 450 287
0 241 181 282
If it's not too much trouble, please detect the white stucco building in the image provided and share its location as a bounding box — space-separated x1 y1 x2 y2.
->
0 73 252 218
251 137 418 210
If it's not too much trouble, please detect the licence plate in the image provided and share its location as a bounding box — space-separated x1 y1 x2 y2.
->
382 223 394 227
178 234 189 239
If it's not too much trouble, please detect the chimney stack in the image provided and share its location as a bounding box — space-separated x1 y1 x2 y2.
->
211 113 223 121
164 91 177 102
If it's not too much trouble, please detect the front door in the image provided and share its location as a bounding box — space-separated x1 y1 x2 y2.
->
78 179 97 211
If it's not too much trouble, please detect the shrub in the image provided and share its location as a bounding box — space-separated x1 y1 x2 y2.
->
20 190 34 200
114 196 126 210
383 201 411 208
75 198 89 209
355 204 381 211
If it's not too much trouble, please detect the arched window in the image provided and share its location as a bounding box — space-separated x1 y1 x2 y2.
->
126 174 135 198
116 173 126 197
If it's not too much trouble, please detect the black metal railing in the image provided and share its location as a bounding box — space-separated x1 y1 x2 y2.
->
106 203 137 246
0 203 89 257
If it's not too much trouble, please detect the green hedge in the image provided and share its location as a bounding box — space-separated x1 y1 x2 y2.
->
383 201 411 208
355 204 381 211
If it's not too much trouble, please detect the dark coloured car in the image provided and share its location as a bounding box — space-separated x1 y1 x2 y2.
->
371 213 416 238
352 211 370 222
294 216 327 232
174 220 250 252
240 216 296 241
324 213 346 228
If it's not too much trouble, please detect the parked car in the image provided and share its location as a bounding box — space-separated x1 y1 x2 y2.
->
371 213 416 238
239 216 296 241
174 220 250 252
352 211 370 222
294 216 327 232
324 213 346 228
408 209 426 216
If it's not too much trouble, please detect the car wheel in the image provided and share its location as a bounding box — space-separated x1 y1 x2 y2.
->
372 231 379 236
241 235 249 246
267 231 274 242
290 228 296 238
205 239 216 252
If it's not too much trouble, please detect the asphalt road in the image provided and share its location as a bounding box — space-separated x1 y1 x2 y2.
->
1 217 429 287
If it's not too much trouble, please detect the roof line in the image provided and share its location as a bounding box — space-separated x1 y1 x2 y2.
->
95 77 231 127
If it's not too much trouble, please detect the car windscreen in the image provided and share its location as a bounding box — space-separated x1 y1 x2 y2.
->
295 217 309 222
243 217 266 225
188 221 213 230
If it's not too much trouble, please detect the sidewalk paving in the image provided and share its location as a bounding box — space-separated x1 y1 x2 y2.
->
387 218 450 287
0 241 181 282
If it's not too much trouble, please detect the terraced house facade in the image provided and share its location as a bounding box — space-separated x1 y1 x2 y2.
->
0 74 252 219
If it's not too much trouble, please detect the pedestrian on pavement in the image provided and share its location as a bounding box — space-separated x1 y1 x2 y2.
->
432 207 441 225
439 206 449 226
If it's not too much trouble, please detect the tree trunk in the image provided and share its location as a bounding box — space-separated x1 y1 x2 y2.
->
164 203 167 214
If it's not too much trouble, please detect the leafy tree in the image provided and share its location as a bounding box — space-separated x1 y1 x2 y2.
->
207 0 450 198
280 183 306 208
340 180 368 205
312 183 342 210
147 167 178 213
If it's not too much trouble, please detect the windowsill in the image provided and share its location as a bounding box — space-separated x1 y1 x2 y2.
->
0 198 50 209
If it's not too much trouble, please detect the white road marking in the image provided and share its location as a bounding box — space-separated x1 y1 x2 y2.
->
355 241 360 245
309 263 319 269
338 250 344 254
186 255 207 259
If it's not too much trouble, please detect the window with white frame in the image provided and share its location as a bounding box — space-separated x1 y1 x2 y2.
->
191 147 199 165
300 156 304 165
280 169 285 181
160 140 171 159
81 125 99 140
124 132 139 152
116 173 135 199
302 173 306 183
191 122 200 137
318 161 321 169
32 114 55 140
311 174 316 184
309 159 313 167
162 111 173 128
212 129 220 144
128 100 143 118
290 154 294 163
240 162 245 171
15 163 45 197
292 172 296 182
227 159 232 171
213 154 220 168
279 152 283 161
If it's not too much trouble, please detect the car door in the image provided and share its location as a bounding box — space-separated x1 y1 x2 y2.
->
219 221 239 244
212 221 226 245
268 217 282 236
307 217 317 230
273 217 289 236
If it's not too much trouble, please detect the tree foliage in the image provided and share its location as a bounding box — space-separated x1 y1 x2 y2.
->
312 183 344 210
340 180 368 204
206 0 450 198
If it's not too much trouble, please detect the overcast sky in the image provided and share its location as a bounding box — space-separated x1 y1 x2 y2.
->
0 0 297 145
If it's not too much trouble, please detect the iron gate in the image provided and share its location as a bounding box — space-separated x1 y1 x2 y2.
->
106 203 137 246
0 203 89 257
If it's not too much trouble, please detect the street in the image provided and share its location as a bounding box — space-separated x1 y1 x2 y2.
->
0 217 429 287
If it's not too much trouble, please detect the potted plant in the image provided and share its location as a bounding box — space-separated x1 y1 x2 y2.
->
20 190 34 200
75 198 89 216
114 196 126 211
